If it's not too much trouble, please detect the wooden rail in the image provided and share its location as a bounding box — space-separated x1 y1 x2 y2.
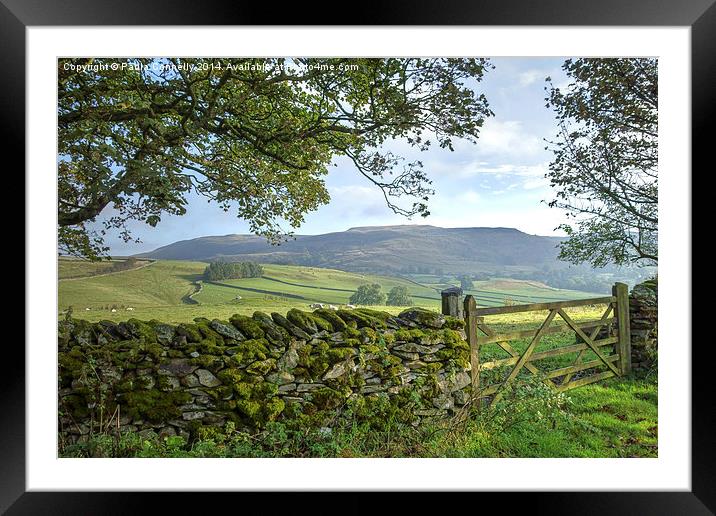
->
446 283 632 408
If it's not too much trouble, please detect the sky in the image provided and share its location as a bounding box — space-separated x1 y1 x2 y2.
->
96 57 574 255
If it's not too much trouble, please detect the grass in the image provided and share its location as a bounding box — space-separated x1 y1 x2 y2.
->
58 259 605 324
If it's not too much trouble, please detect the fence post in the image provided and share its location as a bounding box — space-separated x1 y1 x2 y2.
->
441 286 464 318
613 282 632 375
463 295 479 392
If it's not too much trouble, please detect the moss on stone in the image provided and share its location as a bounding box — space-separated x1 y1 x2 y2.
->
125 318 158 343
245 358 276 376
229 314 265 339
176 323 203 343
121 389 191 423
443 316 465 330
287 309 334 334
393 328 426 342
252 311 290 342
336 309 387 329
308 387 345 410
440 329 469 350
313 309 348 331
195 321 225 345
228 339 269 365
326 347 356 363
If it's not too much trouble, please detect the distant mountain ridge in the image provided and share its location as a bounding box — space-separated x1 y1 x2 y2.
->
137 225 566 276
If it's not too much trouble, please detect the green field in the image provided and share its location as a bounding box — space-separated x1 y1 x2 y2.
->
58 258 603 324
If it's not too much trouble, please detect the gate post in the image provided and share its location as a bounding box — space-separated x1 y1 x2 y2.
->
463 295 479 392
613 282 632 375
441 286 464 318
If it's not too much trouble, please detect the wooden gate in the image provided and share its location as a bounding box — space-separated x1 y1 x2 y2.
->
459 283 632 407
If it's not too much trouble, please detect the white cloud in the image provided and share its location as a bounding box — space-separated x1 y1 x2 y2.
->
473 120 543 157
518 69 542 87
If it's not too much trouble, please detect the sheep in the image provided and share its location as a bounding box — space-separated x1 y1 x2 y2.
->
126 307 135 311
85 307 91 311
111 308 117 313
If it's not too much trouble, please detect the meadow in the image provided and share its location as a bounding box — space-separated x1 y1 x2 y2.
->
58 258 598 323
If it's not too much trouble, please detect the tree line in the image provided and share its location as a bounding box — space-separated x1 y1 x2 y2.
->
349 284 413 307
203 261 264 281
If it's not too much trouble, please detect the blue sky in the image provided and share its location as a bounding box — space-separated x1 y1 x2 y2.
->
97 57 573 255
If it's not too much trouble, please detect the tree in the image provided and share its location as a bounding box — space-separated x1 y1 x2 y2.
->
58 58 494 259
545 58 657 267
203 260 263 281
459 276 474 290
349 283 386 306
386 286 413 306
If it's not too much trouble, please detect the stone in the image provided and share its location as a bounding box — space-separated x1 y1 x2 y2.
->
453 389 471 406
207 319 243 340
365 377 382 385
181 374 200 388
246 358 276 376
393 342 444 354
432 394 454 410
189 351 200 358
136 374 156 389
393 351 420 361
202 412 227 425
195 369 222 387
437 372 471 393
182 411 205 421
267 371 295 385
158 426 176 439
397 308 445 329
160 376 181 391
271 313 310 340
153 323 176 345
405 360 429 370
159 358 198 377
277 348 299 371
278 383 298 392
322 359 354 380
360 385 387 394
138 429 158 440
296 383 325 392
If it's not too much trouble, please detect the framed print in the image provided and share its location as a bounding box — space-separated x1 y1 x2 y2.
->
5 0 710 513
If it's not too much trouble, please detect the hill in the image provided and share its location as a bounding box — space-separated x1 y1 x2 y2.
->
58 258 599 324
137 225 564 276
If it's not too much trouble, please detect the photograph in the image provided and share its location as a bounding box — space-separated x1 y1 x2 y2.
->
56 56 660 460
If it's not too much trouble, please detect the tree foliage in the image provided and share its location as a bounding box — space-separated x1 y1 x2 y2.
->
545 58 657 267
203 261 263 281
349 283 386 306
58 58 493 259
459 276 474 290
386 286 413 306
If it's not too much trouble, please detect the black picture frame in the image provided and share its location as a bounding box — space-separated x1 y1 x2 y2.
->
5 1 709 513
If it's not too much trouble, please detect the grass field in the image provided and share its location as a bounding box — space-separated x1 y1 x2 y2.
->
58 258 602 324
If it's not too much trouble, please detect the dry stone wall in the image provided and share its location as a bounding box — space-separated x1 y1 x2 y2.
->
629 278 658 370
58 307 471 443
